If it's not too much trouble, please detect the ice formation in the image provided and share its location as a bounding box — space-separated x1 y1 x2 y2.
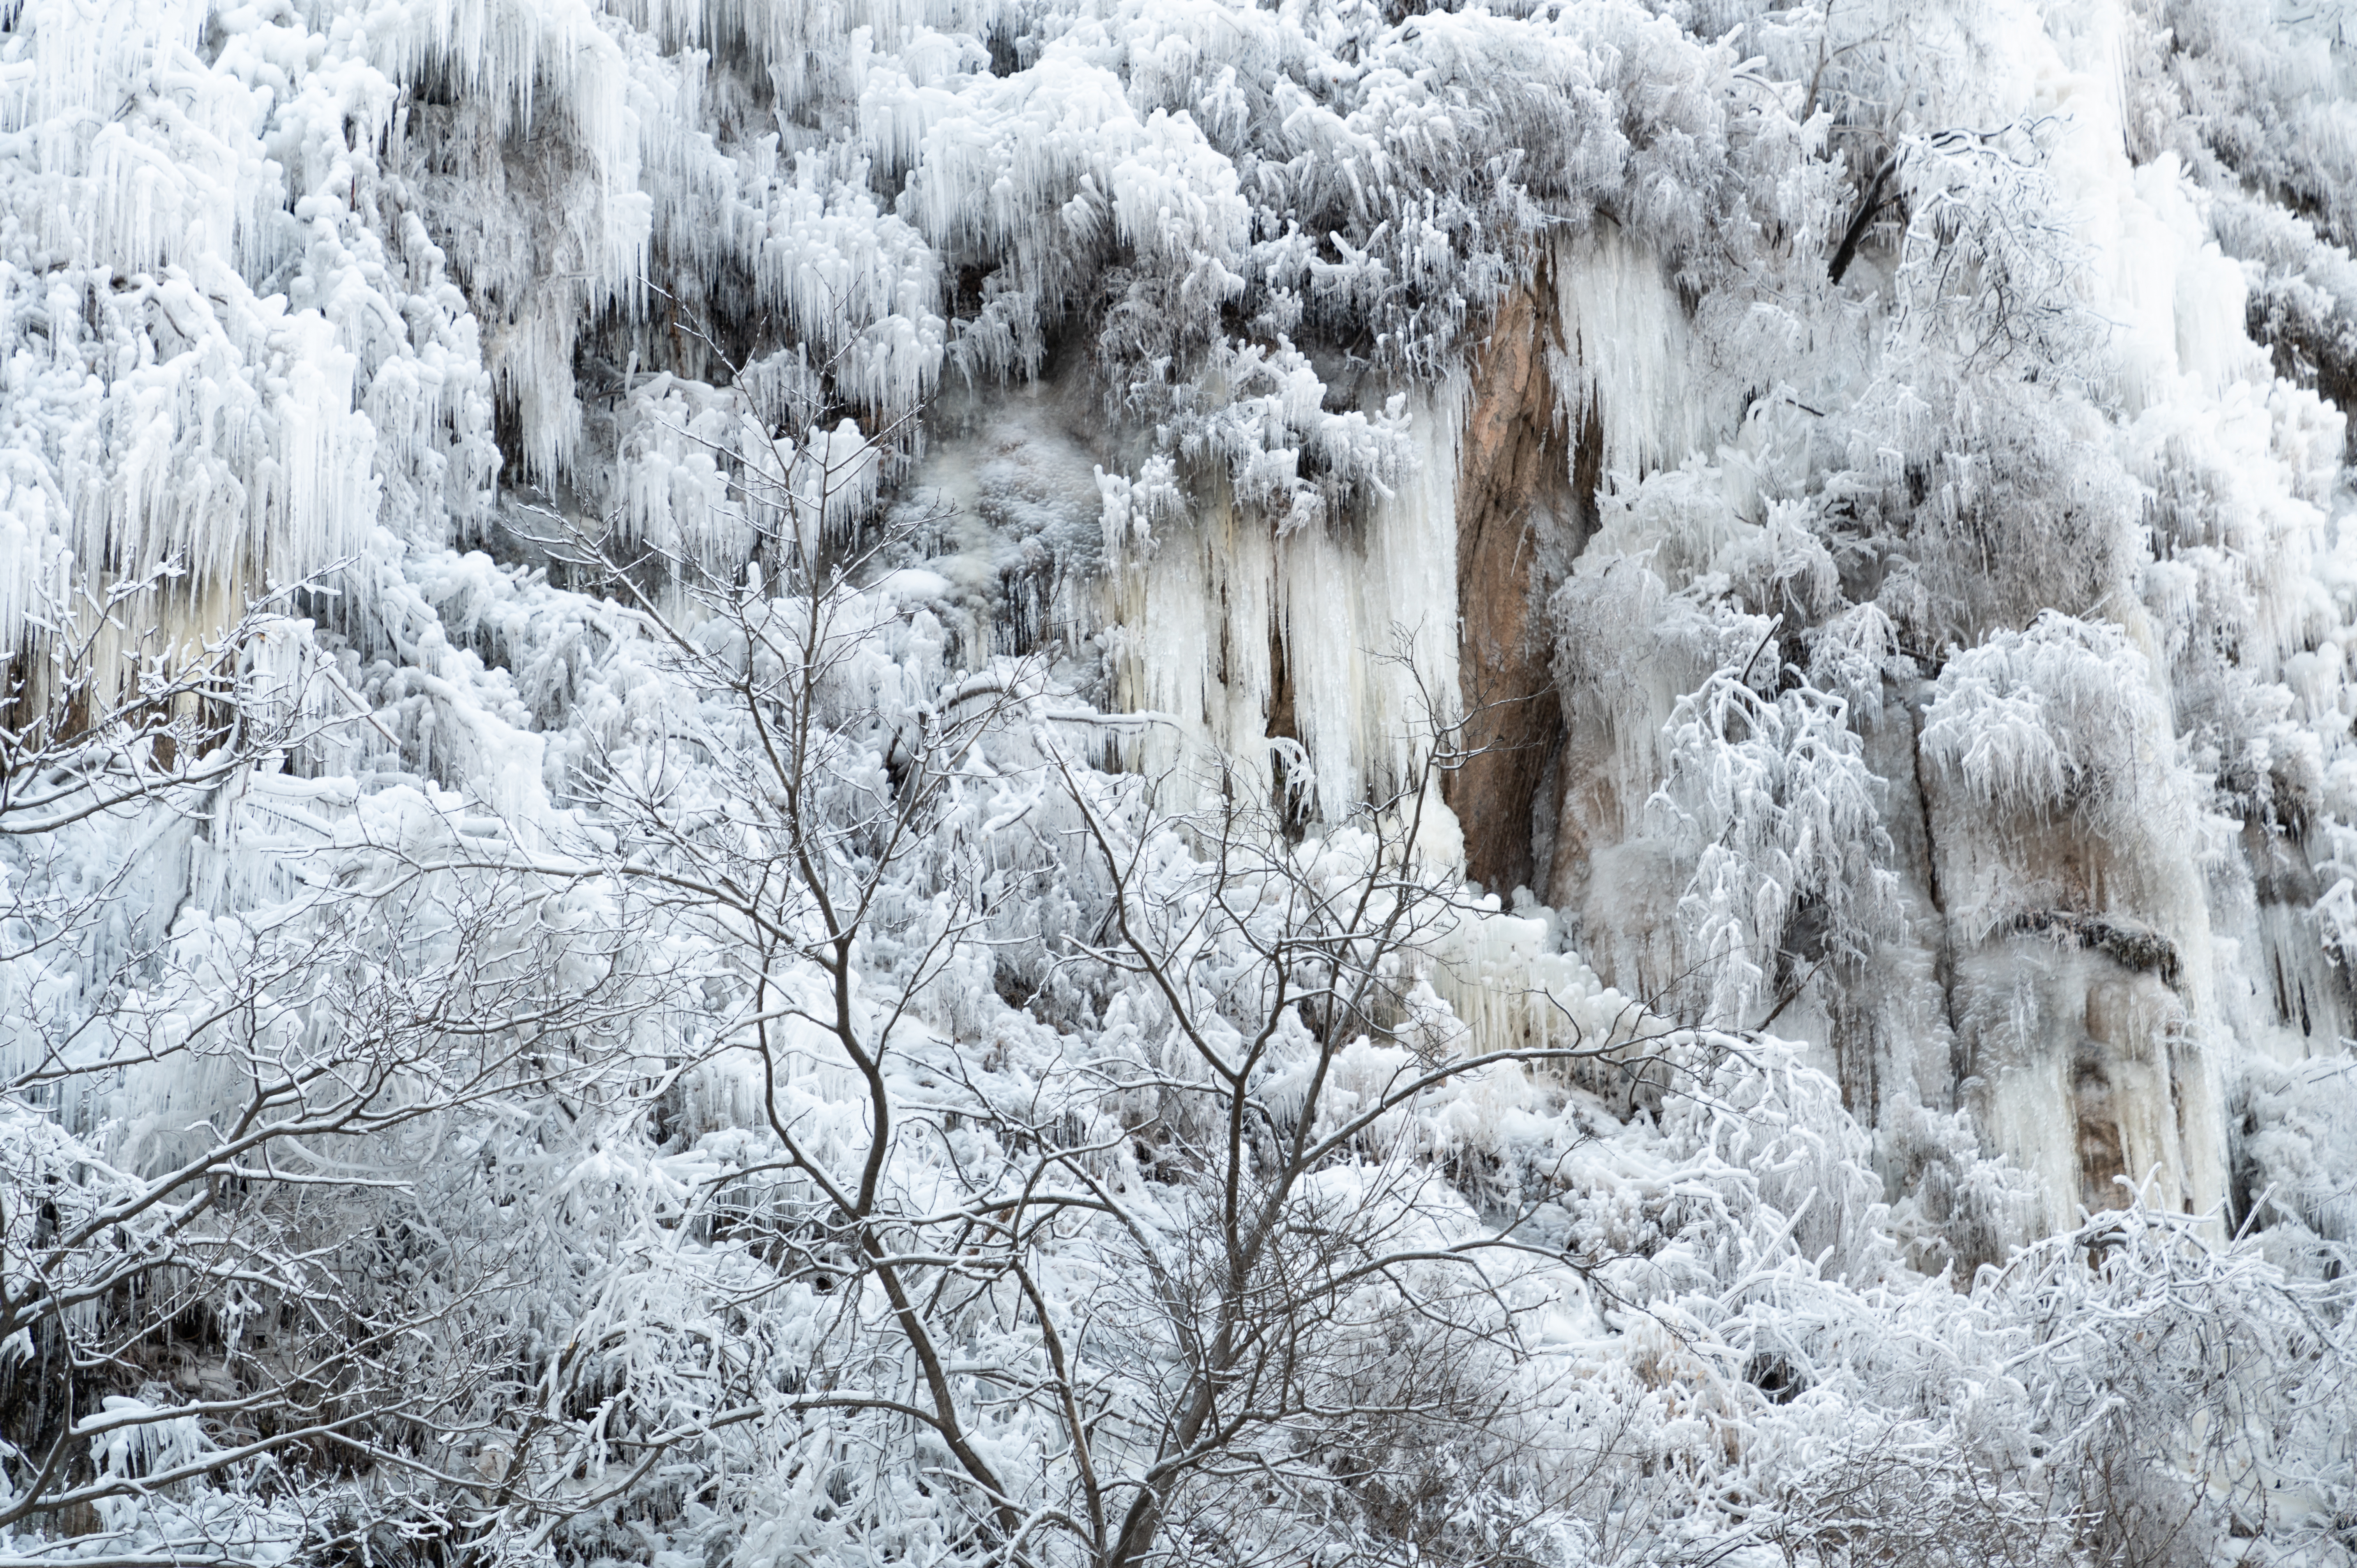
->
12 0 2357 1561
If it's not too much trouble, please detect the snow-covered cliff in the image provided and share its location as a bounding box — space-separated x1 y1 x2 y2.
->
10 0 2357 1563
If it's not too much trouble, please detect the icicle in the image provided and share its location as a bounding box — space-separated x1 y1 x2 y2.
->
1550 227 1719 483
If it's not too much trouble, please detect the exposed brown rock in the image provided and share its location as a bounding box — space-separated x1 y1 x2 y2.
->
1446 275 1592 895
2071 1050 2129 1214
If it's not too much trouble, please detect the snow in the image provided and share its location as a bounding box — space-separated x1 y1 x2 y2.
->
12 0 2357 1561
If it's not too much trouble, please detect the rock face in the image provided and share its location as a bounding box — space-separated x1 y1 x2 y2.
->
1442 253 2351 1255
28 0 2349 1286
1926 800 2228 1238
1445 275 1589 898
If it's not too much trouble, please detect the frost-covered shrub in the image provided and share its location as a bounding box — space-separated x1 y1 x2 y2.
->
1920 611 2180 829
1649 667 1897 1029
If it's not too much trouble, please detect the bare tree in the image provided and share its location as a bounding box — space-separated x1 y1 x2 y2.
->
0 564 659 1566
479 327 1675 1568
1023 745 1643 1568
0 315 1685 1568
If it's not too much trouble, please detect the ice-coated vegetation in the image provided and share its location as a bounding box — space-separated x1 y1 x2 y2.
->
9 0 2357 1564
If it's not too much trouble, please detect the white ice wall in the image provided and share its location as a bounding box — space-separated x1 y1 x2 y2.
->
1100 386 1460 821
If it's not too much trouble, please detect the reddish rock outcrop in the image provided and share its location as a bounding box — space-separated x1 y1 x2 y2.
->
1446 277 1595 896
